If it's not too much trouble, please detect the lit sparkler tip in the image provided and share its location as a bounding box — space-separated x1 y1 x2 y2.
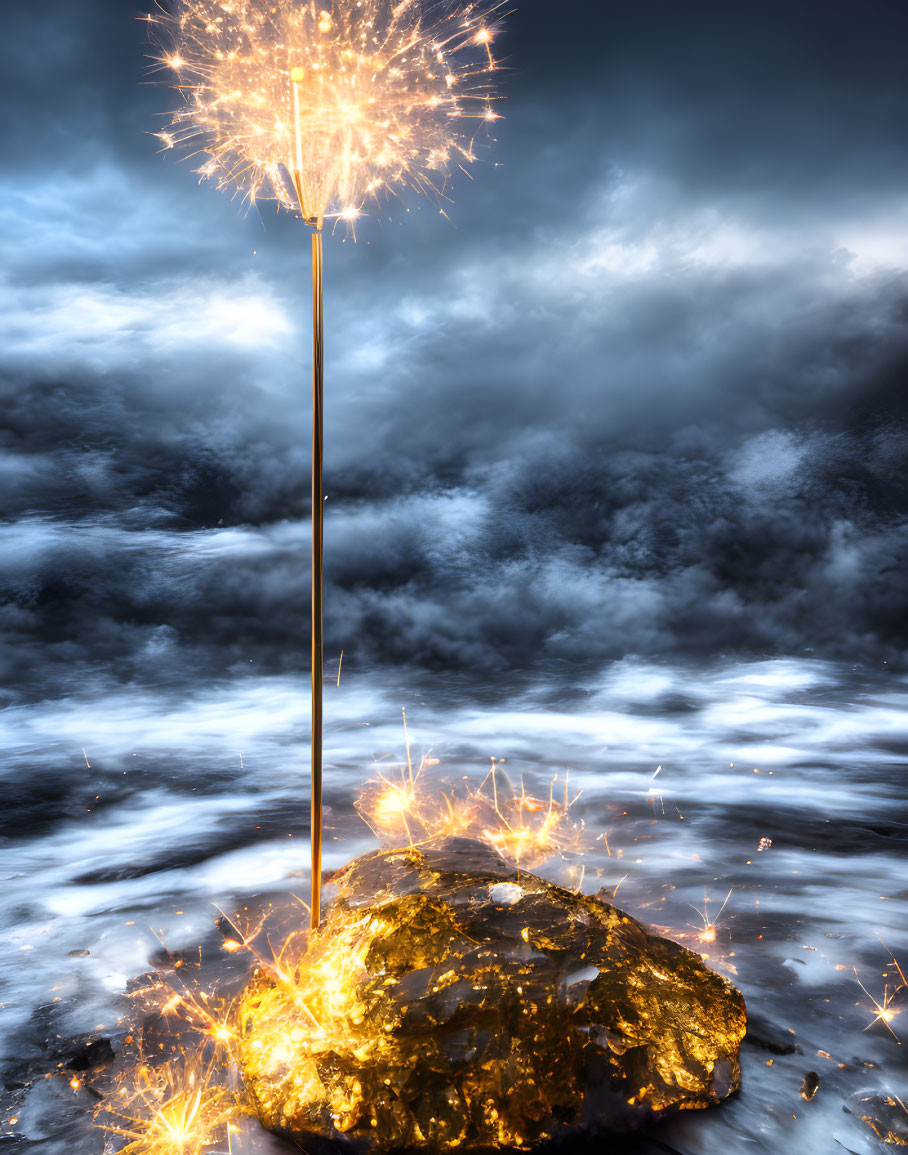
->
152 0 505 221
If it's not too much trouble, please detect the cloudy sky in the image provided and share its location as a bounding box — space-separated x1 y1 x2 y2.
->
1 0 907 706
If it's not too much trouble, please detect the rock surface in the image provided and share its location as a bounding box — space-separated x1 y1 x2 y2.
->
846 1091 908 1148
239 838 746 1151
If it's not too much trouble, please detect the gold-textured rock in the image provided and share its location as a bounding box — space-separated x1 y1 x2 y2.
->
238 838 746 1150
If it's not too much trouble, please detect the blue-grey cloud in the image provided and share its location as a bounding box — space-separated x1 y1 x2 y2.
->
2 0 908 705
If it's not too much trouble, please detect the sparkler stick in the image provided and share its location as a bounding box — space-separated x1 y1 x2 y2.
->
150 0 503 930
310 223 324 929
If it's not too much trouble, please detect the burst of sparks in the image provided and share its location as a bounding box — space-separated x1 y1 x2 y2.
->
149 0 505 222
689 886 734 946
356 754 585 868
850 937 907 1042
95 1058 238 1155
854 967 903 1042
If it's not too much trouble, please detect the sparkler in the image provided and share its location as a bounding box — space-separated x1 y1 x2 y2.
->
149 0 504 928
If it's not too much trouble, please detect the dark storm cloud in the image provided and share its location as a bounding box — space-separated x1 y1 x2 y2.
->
1 0 908 701
506 0 908 202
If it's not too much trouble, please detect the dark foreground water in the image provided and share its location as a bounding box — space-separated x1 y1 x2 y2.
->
1 657 906 1153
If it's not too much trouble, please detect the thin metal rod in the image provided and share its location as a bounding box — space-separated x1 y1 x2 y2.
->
310 226 324 930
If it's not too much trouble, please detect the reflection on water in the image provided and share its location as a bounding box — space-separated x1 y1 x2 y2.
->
1 658 906 1153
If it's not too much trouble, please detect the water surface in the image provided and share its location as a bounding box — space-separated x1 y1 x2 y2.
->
1 657 906 1153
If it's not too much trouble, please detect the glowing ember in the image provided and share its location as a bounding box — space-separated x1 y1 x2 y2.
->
149 0 505 221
